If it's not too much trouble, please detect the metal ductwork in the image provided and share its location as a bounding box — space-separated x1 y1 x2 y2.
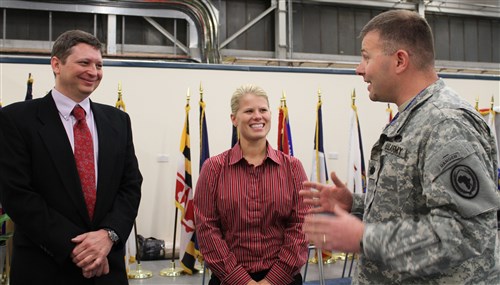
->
1 0 222 63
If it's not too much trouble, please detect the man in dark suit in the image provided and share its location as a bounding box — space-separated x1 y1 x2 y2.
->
0 30 142 284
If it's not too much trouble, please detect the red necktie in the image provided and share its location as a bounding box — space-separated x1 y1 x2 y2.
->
72 105 96 220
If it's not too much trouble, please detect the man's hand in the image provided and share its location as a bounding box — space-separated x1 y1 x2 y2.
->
71 229 113 276
300 171 353 214
82 257 110 278
303 205 364 253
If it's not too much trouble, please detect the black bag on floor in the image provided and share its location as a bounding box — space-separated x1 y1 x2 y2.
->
137 234 167 260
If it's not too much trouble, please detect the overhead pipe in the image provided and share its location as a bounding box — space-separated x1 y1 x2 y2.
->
1 0 221 63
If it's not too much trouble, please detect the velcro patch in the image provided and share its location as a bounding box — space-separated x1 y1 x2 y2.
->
428 142 474 181
438 152 462 172
383 142 406 158
450 165 479 199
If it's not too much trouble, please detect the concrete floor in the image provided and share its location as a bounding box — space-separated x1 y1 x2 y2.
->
128 252 356 285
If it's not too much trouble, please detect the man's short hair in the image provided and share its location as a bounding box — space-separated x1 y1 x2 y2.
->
360 10 435 70
51 30 102 63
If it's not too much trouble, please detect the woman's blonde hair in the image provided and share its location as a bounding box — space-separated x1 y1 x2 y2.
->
230 84 269 115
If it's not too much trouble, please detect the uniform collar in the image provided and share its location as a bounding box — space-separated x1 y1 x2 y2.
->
385 79 444 136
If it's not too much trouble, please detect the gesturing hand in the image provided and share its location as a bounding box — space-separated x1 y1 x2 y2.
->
303 205 364 253
300 171 353 214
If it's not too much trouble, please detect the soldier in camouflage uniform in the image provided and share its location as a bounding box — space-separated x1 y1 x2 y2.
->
300 9 500 284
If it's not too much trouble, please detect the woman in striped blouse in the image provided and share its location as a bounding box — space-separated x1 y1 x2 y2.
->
194 84 310 285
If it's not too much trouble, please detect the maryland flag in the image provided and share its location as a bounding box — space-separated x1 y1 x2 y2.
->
346 90 366 193
176 95 197 274
25 73 33 101
277 93 294 156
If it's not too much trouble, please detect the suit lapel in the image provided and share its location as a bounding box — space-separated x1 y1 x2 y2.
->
91 102 120 221
37 93 92 225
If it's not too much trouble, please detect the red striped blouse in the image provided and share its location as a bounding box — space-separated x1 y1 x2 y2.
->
194 142 310 285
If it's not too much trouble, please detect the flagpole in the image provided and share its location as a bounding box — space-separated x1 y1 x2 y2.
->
160 207 183 277
113 83 152 279
127 221 153 279
315 89 326 285
278 91 286 153
195 82 205 275
160 91 191 278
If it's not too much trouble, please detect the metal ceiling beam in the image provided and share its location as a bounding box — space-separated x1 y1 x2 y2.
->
303 0 416 10
302 0 500 18
424 5 500 18
219 2 277 49
143 16 189 54
276 0 288 60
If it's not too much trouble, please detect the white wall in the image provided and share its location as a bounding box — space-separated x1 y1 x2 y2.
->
1 59 499 248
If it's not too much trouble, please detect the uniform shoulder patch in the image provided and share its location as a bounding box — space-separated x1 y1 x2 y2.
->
451 165 479 199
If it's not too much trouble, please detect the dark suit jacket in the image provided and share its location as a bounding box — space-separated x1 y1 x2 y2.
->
0 92 142 285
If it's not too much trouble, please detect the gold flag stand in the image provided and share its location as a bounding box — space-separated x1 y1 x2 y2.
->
127 221 152 279
160 260 183 277
128 263 153 279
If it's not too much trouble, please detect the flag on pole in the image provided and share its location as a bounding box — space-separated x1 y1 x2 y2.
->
310 91 328 185
25 73 33 101
115 81 126 112
176 91 197 274
277 92 294 156
124 229 136 269
346 90 366 193
196 84 210 264
386 103 393 123
114 83 136 272
309 90 333 262
231 125 238 147
200 89 210 169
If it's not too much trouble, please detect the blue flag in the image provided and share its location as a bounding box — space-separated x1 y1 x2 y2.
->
231 125 238 147
25 73 33 101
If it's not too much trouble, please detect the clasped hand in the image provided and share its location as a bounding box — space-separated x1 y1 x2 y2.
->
71 229 113 278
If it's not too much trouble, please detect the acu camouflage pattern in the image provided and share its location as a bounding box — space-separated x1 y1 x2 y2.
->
351 79 500 284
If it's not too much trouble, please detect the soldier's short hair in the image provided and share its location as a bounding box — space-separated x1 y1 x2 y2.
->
360 10 435 70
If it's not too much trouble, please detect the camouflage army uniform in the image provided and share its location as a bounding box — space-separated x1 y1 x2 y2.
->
351 79 500 284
